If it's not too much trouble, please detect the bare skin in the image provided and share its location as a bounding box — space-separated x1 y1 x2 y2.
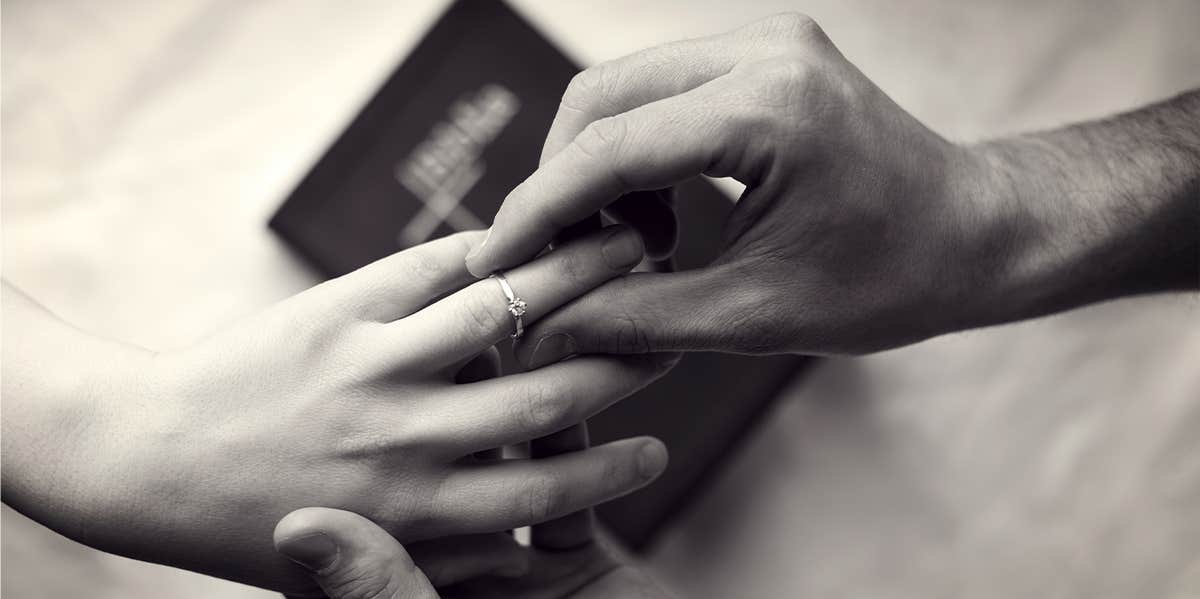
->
457 13 1198 364
291 15 1198 594
1 226 674 595
275 506 673 599
6 11 1197 598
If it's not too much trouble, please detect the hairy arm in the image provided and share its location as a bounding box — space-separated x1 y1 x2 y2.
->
969 90 1200 329
467 13 1198 358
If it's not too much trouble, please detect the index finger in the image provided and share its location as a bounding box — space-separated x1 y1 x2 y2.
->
465 75 740 278
538 12 816 164
539 33 739 165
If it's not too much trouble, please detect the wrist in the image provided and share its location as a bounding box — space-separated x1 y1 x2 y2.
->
944 138 1091 331
2 338 139 535
0 284 195 563
917 141 1027 335
4 340 164 550
954 95 1200 330
76 349 201 558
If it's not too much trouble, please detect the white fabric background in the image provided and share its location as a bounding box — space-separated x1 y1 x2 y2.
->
3 1 1199 597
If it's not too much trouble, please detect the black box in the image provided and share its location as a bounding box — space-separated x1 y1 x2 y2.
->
270 0 811 549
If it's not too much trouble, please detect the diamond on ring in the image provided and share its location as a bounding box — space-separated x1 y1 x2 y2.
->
490 272 526 340
507 298 527 317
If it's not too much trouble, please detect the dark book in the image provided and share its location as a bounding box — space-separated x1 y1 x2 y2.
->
269 0 812 550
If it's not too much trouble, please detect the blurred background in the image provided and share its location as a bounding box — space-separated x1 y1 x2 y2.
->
3 0 1199 597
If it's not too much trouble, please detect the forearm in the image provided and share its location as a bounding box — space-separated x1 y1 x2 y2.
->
1 281 149 541
969 89 1199 327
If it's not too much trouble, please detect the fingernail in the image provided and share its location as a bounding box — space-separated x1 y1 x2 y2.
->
637 441 669 480
465 227 492 263
528 333 577 369
601 228 643 270
278 532 339 572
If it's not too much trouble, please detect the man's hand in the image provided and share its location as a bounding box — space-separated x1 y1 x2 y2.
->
275 508 439 599
467 13 985 358
465 13 1199 364
274 507 675 599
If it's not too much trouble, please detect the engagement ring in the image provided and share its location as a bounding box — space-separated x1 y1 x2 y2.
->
489 272 526 340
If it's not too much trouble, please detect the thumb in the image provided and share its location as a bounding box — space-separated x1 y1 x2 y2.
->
515 267 767 368
275 507 438 599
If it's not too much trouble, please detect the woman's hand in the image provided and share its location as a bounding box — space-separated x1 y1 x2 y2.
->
1 225 672 595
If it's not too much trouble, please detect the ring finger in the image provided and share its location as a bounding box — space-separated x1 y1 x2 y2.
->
391 225 645 371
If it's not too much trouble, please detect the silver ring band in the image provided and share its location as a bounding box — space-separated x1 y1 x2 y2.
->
489 272 526 340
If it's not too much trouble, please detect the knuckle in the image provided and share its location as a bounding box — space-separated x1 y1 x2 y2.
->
569 117 633 191
340 413 431 458
749 55 820 108
461 290 508 338
575 116 627 164
519 382 573 433
280 309 344 359
401 247 449 287
525 474 567 523
761 12 826 46
610 312 654 354
338 429 395 459
562 65 612 113
357 252 448 320
548 245 590 284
